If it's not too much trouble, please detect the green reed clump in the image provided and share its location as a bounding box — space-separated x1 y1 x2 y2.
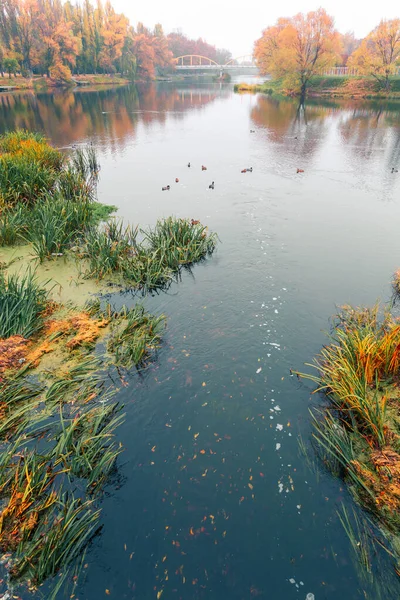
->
121 247 172 290
144 216 218 269
83 219 137 278
10 495 101 588
71 145 100 182
0 270 49 338
0 204 27 245
55 402 124 493
26 195 94 261
0 153 59 205
298 301 400 574
82 216 217 290
108 305 166 368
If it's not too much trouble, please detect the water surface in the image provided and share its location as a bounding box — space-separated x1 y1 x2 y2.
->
2 80 400 599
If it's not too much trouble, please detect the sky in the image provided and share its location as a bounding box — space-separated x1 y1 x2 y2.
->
111 0 400 57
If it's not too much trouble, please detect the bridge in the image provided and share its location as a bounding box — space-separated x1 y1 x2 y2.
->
174 55 258 76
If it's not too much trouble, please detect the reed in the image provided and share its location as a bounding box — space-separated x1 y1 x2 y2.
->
0 270 50 338
299 302 400 570
108 305 166 368
144 216 218 268
10 495 101 587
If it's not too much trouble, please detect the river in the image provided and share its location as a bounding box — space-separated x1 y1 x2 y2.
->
1 79 400 599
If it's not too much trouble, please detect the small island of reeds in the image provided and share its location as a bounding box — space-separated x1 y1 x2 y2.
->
0 130 218 597
298 291 400 576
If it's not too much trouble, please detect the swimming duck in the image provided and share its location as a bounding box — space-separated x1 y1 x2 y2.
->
191 219 200 225
392 168 398 173
250 130 255 133
175 178 179 183
188 162 191 167
297 169 304 173
162 185 170 191
202 165 207 171
209 181 215 189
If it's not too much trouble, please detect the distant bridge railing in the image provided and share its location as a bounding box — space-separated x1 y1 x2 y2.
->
322 66 400 76
173 55 258 70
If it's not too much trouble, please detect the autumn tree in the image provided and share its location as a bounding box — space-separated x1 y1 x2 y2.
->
99 1 128 73
348 20 400 91
254 9 341 96
339 31 360 65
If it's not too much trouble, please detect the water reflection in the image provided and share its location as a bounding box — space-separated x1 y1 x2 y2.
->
0 84 229 149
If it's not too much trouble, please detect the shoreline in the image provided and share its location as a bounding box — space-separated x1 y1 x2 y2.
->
0 74 131 92
234 78 400 100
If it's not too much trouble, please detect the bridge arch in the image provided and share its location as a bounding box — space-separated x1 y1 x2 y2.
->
174 55 220 67
223 55 255 67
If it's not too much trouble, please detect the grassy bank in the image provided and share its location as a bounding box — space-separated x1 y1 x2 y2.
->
0 74 130 92
234 76 400 99
0 130 218 596
297 287 400 575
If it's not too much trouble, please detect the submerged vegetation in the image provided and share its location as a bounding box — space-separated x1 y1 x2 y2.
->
298 296 400 573
0 129 218 596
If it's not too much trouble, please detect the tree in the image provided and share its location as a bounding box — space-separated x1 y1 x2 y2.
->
99 1 128 73
339 31 360 65
348 20 400 91
254 9 340 96
4 55 19 77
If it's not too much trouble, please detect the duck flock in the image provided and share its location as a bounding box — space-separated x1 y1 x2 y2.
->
160 130 311 191
162 162 252 192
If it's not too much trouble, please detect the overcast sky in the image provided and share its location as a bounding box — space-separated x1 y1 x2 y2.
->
110 0 399 57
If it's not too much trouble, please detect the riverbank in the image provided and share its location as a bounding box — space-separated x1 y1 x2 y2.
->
0 74 131 92
234 76 400 99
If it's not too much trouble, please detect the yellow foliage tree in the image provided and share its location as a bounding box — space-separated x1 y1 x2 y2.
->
254 9 341 96
348 20 400 91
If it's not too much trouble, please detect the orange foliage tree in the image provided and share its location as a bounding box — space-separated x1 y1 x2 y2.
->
254 9 341 95
348 20 400 91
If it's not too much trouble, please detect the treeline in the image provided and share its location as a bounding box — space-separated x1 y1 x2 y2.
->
0 1 234 82
0 0 175 81
254 10 400 93
167 31 232 64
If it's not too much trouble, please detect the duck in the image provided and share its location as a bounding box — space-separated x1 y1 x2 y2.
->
392 167 398 173
162 185 170 191
297 168 304 173
246 167 253 172
209 181 215 189
175 178 179 183
202 165 207 171
250 129 255 133
188 162 191 167
191 219 200 226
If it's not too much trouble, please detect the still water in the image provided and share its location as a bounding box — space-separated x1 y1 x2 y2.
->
2 80 400 599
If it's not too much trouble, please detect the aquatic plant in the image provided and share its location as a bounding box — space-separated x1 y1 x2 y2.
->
82 216 217 290
108 305 166 368
0 270 49 339
26 195 94 261
144 216 218 269
298 301 400 573
55 401 124 492
0 204 27 246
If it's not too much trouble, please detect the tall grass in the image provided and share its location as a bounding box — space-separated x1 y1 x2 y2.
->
144 216 218 268
82 216 217 289
25 195 93 261
0 270 49 338
108 305 166 368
